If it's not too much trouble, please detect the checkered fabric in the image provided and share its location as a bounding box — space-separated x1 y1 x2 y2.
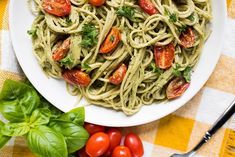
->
0 0 235 156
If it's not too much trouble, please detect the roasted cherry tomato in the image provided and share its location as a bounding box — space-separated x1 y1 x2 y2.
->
100 27 121 53
42 0 71 17
179 27 195 48
84 123 105 135
62 69 91 87
77 147 89 157
112 146 132 157
138 0 159 15
109 64 127 85
89 0 106 6
166 77 190 99
52 38 70 61
124 133 144 157
104 128 122 156
86 132 110 157
154 43 175 69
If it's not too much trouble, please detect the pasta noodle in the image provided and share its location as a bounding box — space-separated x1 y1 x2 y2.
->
28 0 212 115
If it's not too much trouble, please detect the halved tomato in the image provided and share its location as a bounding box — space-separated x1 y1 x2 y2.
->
138 0 159 15
42 0 71 17
100 28 121 54
154 43 175 69
179 27 195 48
166 77 190 99
52 38 70 61
62 69 91 87
109 64 127 85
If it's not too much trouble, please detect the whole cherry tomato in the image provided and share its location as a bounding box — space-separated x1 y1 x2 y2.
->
86 132 110 157
166 77 190 99
154 43 175 69
84 123 105 135
180 27 195 48
138 0 159 15
124 133 144 157
89 0 106 6
62 69 91 87
109 64 127 85
103 128 122 156
112 146 132 157
42 0 71 17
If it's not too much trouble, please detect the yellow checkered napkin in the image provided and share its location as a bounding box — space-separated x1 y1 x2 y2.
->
0 0 235 156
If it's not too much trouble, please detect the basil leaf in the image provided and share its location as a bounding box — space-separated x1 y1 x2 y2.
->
27 125 67 157
30 108 51 126
50 120 89 153
0 121 11 149
80 24 98 48
0 80 40 122
40 98 62 119
59 107 85 126
1 122 30 136
183 67 192 82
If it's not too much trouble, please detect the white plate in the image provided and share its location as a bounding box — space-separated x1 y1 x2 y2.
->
9 0 226 127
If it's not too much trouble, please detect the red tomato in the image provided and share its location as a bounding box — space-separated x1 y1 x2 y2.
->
42 0 71 17
89 0 106 6
77 147 89 157
86 132 110 157
112 146 132 157
52 38 70 61
100 27 121 54
109 64 127 85
166 77 190 99
179 27 195 48
138 0 159 15
154 43 175 69
84 123 105 135
62 69 91 87
104 128 122 156
124 133 144 157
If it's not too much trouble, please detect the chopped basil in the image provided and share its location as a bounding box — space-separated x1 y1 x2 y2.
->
27 27 38 39
60 54 74 67
149 62 163 75
173 64 192 82
80 24 98 48
110 35 115 42
187 14 195 21
117 6 135 21
81 62 91 72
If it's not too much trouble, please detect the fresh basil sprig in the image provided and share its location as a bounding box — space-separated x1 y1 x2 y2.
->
0 79 89 157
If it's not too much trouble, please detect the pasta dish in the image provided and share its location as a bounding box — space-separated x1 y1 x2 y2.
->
28 0 212 115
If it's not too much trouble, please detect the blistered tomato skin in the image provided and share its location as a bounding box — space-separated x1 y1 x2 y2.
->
85 132 110 157
124 133 144 157
42 0 71 17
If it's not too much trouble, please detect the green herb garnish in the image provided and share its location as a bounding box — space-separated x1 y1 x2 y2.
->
149 62 163 75
117 6 135 21
179 25 187 33
60 54 74 67
27 27 38 39
183 66 192 82
80 24 98 48
169 13 177 23
65 17 73 26
110 35 115 42
173 64 192 82
81 62 91 72
187 14 195 21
